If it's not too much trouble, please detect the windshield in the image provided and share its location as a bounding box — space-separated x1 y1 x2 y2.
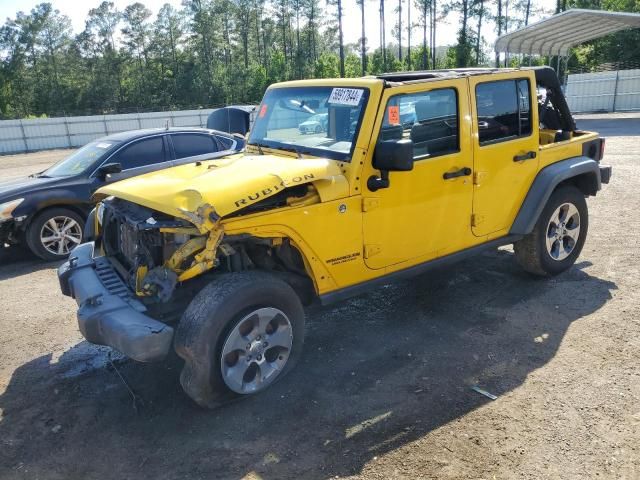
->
248 86 369 161
44 140 120 177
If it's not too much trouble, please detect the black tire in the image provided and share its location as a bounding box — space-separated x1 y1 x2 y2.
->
174 271 305 408
25 207 85 261
514 185 588 276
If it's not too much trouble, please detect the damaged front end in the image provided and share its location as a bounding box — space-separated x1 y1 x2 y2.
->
97 181 319 306
99 197 225 304
91 155 345 305
59 154 344 361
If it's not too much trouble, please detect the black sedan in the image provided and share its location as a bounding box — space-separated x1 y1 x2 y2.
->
0 127 244 260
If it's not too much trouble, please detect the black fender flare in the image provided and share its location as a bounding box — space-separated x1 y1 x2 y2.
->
83 207 97 242
510 156 601 236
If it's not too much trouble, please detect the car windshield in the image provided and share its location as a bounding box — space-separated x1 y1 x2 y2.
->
44 140 120 177
248 86 369 161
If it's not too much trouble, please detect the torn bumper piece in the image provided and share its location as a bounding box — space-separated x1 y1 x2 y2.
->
58 242 174 362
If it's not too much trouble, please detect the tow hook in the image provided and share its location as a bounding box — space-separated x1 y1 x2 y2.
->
84 293 103 307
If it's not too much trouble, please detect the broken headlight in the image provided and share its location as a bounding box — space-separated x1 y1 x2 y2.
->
0 198 24 223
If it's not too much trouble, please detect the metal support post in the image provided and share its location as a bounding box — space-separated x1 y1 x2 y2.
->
612 69 620 112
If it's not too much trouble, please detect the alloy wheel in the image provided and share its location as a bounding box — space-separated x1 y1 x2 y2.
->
545 202 581 261
40 216 82 256
220 307 293 394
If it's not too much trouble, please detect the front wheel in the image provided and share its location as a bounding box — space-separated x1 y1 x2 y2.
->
514 185 588 276
26 207 84 261
174 271 305 408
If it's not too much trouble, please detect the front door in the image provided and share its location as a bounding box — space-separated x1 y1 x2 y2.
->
362 78 476 270
469 72 539 237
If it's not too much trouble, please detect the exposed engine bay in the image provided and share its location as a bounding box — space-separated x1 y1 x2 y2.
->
99 194 313 305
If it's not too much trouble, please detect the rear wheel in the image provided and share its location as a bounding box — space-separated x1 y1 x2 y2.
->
26 207 84 261
174 271 305 408
514 185 588 276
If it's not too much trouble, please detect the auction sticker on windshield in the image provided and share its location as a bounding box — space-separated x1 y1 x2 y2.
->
328 88 364 106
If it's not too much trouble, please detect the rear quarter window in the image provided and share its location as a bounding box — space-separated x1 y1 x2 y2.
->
171 134 219 159
216 135 235 150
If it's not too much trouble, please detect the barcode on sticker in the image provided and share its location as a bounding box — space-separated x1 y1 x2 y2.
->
328 88 364 106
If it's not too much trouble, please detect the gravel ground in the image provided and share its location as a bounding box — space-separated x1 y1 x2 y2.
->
0 149 71 180
0 114 638 479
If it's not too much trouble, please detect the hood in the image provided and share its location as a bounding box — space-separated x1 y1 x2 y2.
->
96 153 346 221
0 175 65 201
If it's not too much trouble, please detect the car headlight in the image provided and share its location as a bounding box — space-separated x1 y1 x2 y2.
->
0 198 24 223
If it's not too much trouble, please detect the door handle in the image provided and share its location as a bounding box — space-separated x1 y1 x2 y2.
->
443 167 472 180
513 151 537 162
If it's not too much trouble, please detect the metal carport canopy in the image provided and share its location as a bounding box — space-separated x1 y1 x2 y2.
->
495 9 640 57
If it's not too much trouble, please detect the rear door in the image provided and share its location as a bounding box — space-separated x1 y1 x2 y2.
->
469 72 539 237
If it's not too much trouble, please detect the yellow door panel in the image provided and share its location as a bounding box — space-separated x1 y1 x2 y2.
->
361 78 477 270
469 71 539 237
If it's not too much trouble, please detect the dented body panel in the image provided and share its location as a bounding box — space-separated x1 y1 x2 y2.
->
96 154 347 221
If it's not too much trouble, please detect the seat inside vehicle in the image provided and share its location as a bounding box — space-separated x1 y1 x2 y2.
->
380 124 404 141
410 96 458 158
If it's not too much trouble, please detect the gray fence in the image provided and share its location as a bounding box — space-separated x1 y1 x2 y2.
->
0 109 217 155
565 69 640 113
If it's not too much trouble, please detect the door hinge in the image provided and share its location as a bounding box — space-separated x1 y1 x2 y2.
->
364 244 382 258
473 171 487 186
471 213 485 227
362 197 380 212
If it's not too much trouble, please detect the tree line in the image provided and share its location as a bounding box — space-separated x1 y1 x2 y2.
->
0 0 637 119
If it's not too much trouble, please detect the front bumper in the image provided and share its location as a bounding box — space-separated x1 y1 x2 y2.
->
0 219 20 246
58 242 174 362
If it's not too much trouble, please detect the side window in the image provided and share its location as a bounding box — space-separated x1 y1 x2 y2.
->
172 134 218 159
476 78 532 145
112 137 165 169
216 135 234 150
379 88 459 160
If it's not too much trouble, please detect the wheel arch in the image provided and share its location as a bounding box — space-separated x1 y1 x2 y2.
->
510 156 600 236
222 224 335 302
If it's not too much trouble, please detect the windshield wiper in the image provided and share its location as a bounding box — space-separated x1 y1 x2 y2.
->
276 145 311 159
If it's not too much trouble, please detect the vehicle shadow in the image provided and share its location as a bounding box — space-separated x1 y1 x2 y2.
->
0 245 61 281
0 250 616 480
576 117 640 137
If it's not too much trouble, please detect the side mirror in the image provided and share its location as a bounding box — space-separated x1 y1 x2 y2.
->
373 139 414 172
368 139 414 191
97 162 122 179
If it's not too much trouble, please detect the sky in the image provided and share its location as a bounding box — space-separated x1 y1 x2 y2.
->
0 0 557 53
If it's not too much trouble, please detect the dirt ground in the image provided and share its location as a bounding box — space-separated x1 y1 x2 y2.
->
0 114 638 480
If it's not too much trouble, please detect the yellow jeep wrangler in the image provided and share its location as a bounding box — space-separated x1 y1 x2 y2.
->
59 67 611 407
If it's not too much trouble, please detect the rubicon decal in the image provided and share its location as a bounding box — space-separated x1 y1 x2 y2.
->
234 173 316 208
